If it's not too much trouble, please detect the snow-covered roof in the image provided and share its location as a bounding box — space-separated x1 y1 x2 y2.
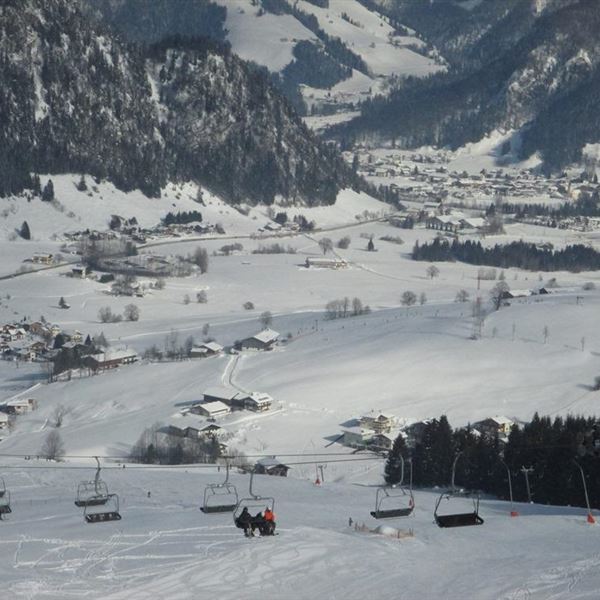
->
91 349 138 363
251 329 279 344
203 387 240 401
196 401 230 415
201 342 223 352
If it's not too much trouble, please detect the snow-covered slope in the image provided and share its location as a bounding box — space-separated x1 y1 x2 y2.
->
0 461 599 599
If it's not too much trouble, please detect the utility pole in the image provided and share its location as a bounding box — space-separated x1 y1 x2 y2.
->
521 466 534 504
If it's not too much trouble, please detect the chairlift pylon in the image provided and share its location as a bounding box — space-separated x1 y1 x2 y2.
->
371 457 415 519
200 462 239 514
233 469 275 525
434 452 484 528
0 478 11 519
75 457 109 507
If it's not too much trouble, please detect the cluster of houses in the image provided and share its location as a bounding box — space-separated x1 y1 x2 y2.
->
1 321 79 362
190 386 273 420
342 413 516 450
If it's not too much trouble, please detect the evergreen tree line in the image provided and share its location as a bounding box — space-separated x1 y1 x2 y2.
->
412 238 600 272
385 414 600 508
163 210 203 225
496 192 600 221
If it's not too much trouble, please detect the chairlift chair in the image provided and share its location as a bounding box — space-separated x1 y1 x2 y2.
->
84 493 121 523
434 452 484 528
200 463 239 514
74 457 110 507
371 457 415 519
233 469 275 525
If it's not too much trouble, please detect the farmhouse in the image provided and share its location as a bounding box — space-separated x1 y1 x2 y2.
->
190 401 231 419
254 457 290 477
370 430 402 451
85 348 138 372
243 392 272 412
342 426 373 448
31 252 53 264
360 413 395 434
305 257 348 269
202 387 272 412
240 328 279 351
473 416 514 438
190 342 223 358
3 398 37 414
71 264 91 278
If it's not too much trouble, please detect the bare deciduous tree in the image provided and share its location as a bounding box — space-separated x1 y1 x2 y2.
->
98 306 113 323
419 292 427 305
124 304 140 321
426 265 440 279
401 291 417 307
455 289 470 303
318 238 333 255
259 311 273 328
193 247 209 273
337 236 351 249
490 281 510 311
41 430 65 461
52 404 69 428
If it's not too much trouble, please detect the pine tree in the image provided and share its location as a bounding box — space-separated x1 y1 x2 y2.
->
41 180 55 202
19 220 31 240
385 434 408 485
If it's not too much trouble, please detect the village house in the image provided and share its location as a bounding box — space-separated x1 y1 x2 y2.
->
304 257 348 269
71 264 91 278
342 426 373 448
2 398 37 415
202 387 272 412
31 252 53 264
240 328 279 351
243 392 272 412
360 413 395 434
472 416 514 439
85 348 138 372
370 430 402 451
190 401 231 419
189 342 223 358
254 457 290 477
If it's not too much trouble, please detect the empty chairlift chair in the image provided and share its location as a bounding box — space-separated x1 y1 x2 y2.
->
0 478 11 519
371 457 415 519
201 463 239 514
434 452 484 528
84 493 121 523
75 458 122 523
75 458 110 507
233 469 275 526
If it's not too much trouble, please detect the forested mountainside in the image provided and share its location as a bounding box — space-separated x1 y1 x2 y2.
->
0 0 355 204
341 0 600 170
84 0 228 44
